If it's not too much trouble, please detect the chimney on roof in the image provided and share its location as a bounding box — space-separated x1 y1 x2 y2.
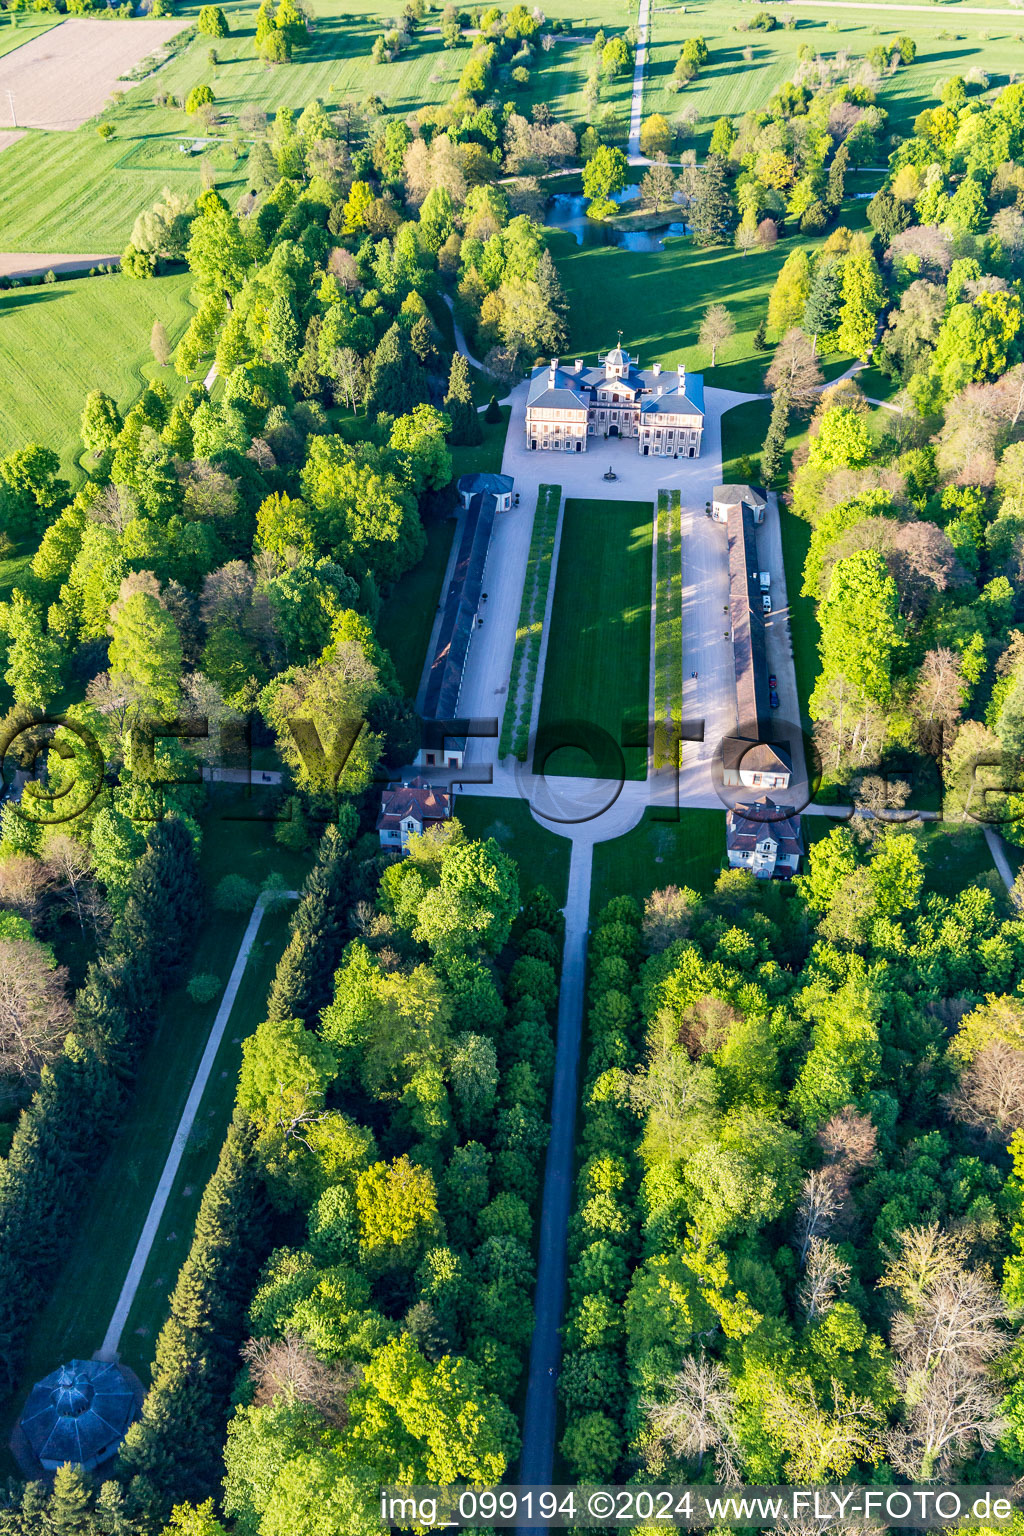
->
679 362 687 385
575 358 583 372
657 385 663 396
652 362 661 377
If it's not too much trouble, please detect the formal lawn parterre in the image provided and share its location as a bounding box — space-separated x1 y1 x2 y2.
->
590 805 726 915
536 496 653 782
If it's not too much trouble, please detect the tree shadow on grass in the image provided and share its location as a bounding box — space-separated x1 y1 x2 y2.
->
0 288 68 311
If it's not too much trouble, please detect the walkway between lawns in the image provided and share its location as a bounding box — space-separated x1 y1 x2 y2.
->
100 890 294 1360
0 891 294 1463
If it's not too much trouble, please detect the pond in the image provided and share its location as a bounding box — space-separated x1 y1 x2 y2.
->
545 184 689 252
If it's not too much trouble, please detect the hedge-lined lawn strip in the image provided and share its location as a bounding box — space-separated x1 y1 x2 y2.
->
536 497 652 782
0 272 196 483
501 482 560 759
590 806 726 914
653 489 682 769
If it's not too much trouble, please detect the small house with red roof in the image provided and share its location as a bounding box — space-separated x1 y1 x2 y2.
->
377 777 453 853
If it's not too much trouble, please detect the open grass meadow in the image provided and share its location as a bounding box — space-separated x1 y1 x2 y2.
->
644 0 1024 153
536 496 653 782
551 225 810 392
0 270 196 482
590 804 726 913
0 128 251 253
454 793 572 903
0 798 311 1462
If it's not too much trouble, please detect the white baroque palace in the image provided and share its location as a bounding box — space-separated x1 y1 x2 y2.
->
524 342 705 456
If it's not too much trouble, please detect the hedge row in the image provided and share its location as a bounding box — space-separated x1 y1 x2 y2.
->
559 895 645 1480
0 819 202 1398
499 483 561 760
653 489 682 771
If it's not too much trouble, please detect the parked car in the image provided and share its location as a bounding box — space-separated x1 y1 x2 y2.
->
759 571 770 590
768 673 778 690
769 688 780 709
762 593 772 614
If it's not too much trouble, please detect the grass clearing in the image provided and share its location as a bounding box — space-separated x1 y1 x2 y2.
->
0 270 196 484
378 518 456 700
591 805 726 914
552 225 839 391
501 482 560 761
536 497 653 782
454 794 572 903
653 489 682 769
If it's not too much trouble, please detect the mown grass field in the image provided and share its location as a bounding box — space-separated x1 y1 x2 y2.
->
536 497 653 782
0 129 249 253
644 0 1024 152
0 0 632 252
590 805 726 913
0 270 196 483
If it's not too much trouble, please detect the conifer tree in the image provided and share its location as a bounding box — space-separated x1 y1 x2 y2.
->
47 1463 94 1533
364 323 429 416
761 383 791 486
826 141 849 210
802 257 842 354
444 352 482 446
690 153 735 246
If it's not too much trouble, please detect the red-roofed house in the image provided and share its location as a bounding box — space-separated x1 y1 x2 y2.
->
377 778 453 853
